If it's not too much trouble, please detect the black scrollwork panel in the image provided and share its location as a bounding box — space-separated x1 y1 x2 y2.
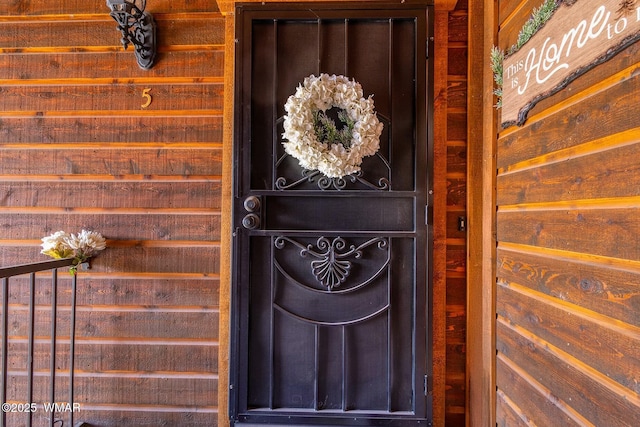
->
275 165 391 191
247 235 418 412
273 236 390 325
274 236 389 291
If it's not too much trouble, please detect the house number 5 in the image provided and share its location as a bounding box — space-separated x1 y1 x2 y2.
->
141 88 152 108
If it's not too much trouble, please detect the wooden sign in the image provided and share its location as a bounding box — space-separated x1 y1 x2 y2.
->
501 0 640 127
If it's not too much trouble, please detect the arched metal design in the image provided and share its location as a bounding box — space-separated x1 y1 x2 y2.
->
274 236 388 291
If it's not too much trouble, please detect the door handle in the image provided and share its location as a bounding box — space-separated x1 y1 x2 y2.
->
243 196 261 212
241 196 262 229
242 213 260 229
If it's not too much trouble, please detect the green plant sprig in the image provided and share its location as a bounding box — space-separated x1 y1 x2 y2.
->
490 46 505 108
313 108 355 149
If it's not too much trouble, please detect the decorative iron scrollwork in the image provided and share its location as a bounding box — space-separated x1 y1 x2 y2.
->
274 236 388 291
275 168 390 191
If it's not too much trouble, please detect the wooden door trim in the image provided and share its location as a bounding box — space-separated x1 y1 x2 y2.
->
466 0 497 426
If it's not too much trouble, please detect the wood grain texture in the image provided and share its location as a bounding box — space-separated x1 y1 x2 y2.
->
498 244 640 326
0 212 221 240
0 147 222 175
447 144 466 178
497 131 640 205
443 5 469 425
6 342 218 373
497 206 640 260
498 281 640 393
497 0 544 50
496 390 529 427
45 410 218 427
0 1 220 15
494 0 640 423
4 374 217 406
444 163 467 419
0 2 469 427
446 111 467 141
0 6 223 425
497 320 640 426
446 176 466 208
0 181 222 209
466 0 497 424
217 10 236 427
3 309 218 340
0 50 224 80
447 47 467 76
447 78 467 110
448 10 468 43
496 355 584 427
0 117 223 144
4 276 220 307
522 43 640 124
432 9 450 427
0 15 224 48
0 83 224 111
497 68 640 169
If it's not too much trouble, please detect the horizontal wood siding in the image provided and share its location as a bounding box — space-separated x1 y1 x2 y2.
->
495 0 640 424
0 2 222 426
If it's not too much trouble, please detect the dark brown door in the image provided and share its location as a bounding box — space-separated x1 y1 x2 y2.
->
230 3 434 426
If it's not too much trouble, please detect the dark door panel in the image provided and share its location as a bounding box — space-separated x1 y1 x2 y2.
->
231 2 434 426
264 196 415 231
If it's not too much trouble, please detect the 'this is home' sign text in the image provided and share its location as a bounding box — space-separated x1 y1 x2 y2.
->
501 0 640 127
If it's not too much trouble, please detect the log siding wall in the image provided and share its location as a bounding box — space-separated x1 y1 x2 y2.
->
0 1 223 425
1 0 469 425
495 0 640 424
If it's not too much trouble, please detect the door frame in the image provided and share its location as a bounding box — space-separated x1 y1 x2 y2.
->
217 1 446 426
228 2 435 425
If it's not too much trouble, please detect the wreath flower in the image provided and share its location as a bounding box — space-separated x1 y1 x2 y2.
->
282 74 384 179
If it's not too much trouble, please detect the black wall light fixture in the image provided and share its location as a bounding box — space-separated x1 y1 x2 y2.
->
106 0 157 70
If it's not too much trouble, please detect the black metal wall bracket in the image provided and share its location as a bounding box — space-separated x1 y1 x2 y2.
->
106 0 157 70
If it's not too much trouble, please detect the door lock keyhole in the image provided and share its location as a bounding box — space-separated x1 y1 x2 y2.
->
242 213 260 230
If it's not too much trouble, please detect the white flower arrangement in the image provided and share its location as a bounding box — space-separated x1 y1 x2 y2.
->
41 229 106 275
282 73 384 179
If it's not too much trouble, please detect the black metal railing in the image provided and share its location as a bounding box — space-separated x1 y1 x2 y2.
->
0 258 80 427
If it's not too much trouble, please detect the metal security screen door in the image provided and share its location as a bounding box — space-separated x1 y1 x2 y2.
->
230 2 434 426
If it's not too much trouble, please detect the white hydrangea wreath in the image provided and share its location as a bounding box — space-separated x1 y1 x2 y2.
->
282 73 384 179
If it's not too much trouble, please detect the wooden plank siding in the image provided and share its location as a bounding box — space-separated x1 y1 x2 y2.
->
0 2 223 426
1 1 471 426
444 3 468 425
495 0 640 425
